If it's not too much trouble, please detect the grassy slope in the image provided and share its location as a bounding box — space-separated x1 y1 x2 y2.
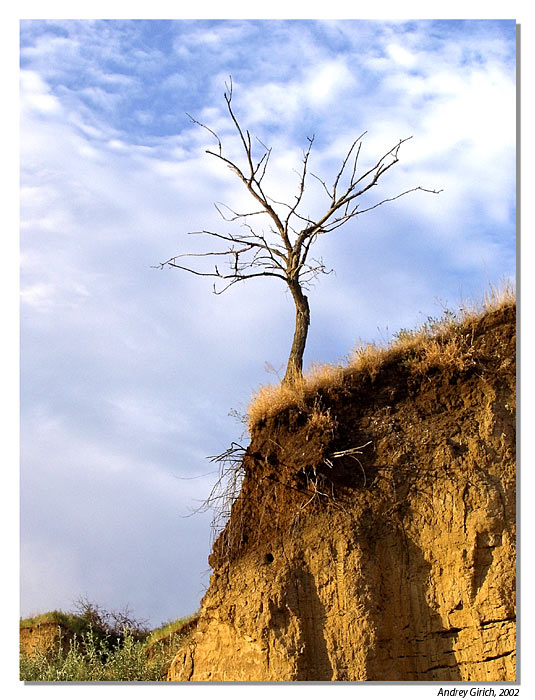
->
247 282 516 428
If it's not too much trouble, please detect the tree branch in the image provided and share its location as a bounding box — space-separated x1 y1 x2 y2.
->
161 78 442 382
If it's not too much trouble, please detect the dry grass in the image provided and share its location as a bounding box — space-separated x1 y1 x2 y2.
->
247 280 515 429
146 613 198 647
305 400 338 440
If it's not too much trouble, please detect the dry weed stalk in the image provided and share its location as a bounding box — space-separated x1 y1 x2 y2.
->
325 441 373 488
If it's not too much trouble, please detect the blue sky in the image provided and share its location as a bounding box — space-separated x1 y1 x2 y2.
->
19 18 516 629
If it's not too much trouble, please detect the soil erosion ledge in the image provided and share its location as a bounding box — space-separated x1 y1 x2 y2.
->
169 303 516 681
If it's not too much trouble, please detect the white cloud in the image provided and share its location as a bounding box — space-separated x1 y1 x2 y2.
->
386 43 417 68
20 283 57 310
20 33 80 69
304 59 356 106
20 70 62 114
106 394 191 438
178 21 253 51
238 57 356 130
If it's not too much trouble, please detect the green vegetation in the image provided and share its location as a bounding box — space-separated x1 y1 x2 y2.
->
20 627 174 681
20 610 91 637
20 601 198 682
146 613 198 647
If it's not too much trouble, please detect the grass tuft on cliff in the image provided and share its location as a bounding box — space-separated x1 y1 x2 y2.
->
20 610 91 636
146 612 199 648
247 281 516 430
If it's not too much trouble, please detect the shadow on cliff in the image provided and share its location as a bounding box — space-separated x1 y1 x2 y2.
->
361 523 463 681
329 395 468 680
295 565 333 681
271 559 333 681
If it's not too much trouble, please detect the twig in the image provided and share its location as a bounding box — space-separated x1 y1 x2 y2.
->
327 440 373 488
329 441 373 459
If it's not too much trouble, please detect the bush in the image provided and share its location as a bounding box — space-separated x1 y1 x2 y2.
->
20 626 179 681
71 596 150 644
20 600 194 681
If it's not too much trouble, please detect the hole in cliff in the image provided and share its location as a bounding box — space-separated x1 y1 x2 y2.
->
265 553 274 564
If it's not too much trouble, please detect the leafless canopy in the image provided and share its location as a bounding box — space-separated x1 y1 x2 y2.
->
158 78 441 382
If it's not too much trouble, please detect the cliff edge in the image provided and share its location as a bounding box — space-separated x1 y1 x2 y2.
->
169 301 516 681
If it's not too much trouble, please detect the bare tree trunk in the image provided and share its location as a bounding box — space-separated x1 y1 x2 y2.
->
283 282 311 385
162 82 441 387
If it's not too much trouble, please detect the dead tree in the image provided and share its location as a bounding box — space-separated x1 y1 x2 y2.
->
159 79 441 384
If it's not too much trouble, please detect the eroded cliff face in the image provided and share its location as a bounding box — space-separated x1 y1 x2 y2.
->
20 622 75 659
169 304 516 682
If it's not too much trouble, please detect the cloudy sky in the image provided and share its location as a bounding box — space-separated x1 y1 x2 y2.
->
19 18 516 629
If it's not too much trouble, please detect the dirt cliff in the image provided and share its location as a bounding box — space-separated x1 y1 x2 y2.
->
169 302 516 681
20 621 76 659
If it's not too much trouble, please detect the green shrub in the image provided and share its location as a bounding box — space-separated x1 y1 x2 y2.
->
20 625 182 681
21 599 198 681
